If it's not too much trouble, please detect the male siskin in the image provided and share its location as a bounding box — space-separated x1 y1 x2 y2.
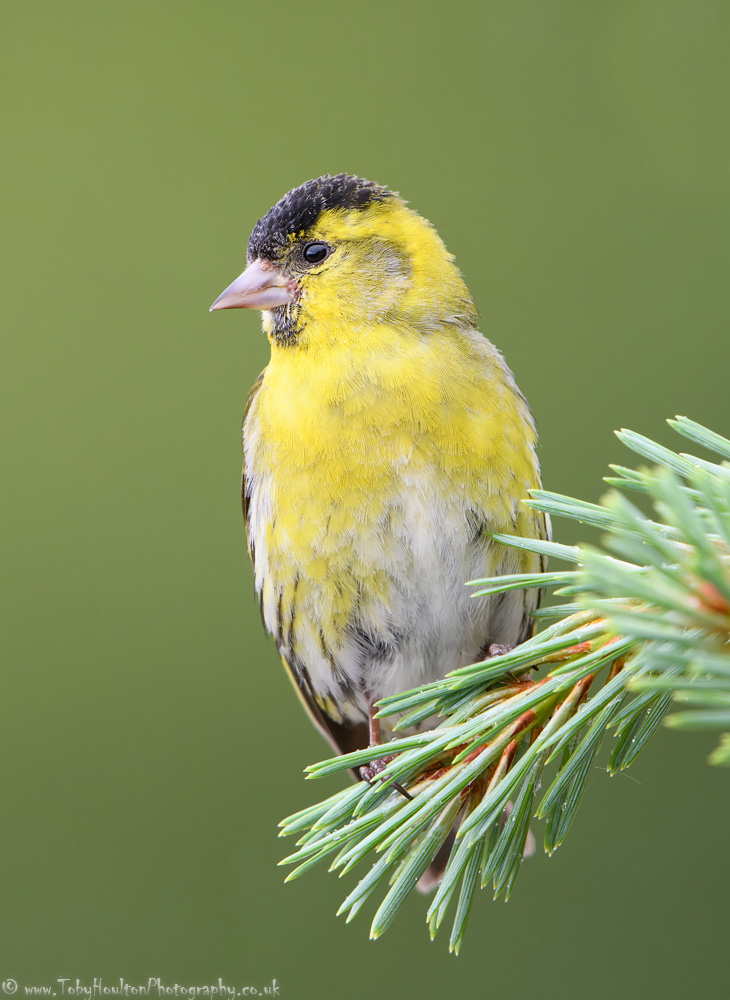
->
210 174 546 813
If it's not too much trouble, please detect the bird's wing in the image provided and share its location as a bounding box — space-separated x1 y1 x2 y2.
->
280 655 370 764
532 507 552 633
241 368 369 769
242 369 266 561
516 506 551 644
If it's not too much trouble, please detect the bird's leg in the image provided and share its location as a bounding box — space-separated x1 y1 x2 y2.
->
359 697 391 781
359 695 412 800
366 694 382 746
486 643 533 685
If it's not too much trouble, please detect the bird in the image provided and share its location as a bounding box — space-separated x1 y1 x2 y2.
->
210 174 547 877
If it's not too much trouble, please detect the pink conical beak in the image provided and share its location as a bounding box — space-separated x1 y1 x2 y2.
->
209 259 295 311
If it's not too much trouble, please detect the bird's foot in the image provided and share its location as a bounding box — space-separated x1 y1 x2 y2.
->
360 755 412 800
484 643 536 686
487 643 514 658
359 753 394 783
361 695 413 800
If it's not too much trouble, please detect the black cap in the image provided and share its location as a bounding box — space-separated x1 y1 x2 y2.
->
248 174 395 261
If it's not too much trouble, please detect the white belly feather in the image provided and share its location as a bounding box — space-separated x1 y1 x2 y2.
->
246 458 537 725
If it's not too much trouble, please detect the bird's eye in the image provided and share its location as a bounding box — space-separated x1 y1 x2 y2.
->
302 242 331 265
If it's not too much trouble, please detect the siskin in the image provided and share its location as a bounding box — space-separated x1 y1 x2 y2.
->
211 175 547 861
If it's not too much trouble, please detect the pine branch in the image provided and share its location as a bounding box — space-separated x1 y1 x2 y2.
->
279 415 730 951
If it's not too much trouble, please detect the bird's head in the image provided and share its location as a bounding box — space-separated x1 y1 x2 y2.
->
210 174 477 345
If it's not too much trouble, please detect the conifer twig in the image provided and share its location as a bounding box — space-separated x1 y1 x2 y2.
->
279 416 730 951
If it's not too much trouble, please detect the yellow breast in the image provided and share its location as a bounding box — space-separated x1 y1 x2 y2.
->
243 320 543 722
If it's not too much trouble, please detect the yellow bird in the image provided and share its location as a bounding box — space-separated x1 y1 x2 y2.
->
211 174 546 798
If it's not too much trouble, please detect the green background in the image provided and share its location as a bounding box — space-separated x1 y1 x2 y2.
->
3 1 729 996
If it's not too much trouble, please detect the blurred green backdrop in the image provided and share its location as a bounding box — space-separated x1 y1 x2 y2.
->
2 1 729 996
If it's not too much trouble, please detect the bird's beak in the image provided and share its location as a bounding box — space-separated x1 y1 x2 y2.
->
209 259 295 312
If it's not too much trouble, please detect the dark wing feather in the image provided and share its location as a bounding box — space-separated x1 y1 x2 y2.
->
281 655 370 767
